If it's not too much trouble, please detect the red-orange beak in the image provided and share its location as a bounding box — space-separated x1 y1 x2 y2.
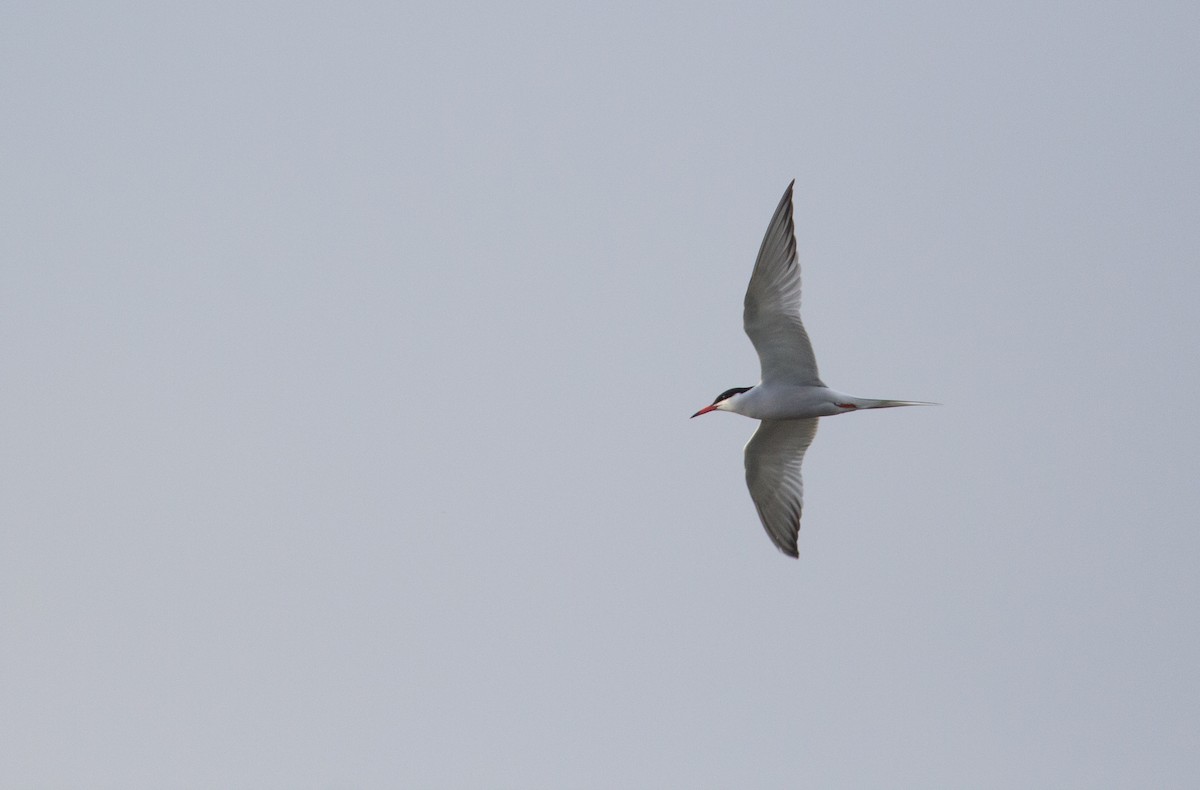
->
690 404 719 418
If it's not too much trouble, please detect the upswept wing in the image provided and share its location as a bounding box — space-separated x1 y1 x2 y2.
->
743 181 823 386
744 418 819 558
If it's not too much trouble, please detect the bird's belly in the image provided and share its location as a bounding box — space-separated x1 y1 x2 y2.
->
739 386 842 420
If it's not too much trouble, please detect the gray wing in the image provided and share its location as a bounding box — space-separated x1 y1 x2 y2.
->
744 418 819 558
743 181 823 386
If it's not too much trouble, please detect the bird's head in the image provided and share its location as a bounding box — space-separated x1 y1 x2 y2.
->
691 386 753 418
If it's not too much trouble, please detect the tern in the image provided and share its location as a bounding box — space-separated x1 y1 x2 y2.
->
692 181 932 558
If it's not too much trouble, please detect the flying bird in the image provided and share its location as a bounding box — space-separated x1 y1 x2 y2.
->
692 181 932 558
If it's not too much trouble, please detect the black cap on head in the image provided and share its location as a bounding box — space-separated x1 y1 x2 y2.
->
711 386 752 405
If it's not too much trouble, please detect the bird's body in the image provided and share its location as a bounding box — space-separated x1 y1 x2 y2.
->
692 181 932 558
699 384 924 421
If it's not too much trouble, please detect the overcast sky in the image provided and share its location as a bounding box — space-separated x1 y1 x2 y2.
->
3 2 1199 787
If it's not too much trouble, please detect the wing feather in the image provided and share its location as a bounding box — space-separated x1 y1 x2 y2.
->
743 181 823 386
744 418 819 557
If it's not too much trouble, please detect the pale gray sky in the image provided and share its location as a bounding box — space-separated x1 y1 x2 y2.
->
3 2 1199 787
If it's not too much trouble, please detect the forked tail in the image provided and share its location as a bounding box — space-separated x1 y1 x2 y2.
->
861 399 940 409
